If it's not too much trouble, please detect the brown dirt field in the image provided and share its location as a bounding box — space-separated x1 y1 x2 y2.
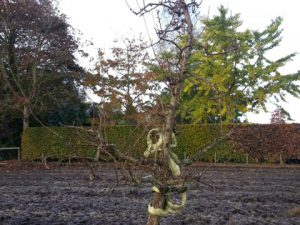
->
0 162 300 225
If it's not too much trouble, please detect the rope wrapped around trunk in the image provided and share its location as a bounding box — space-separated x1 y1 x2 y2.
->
144 128 186 216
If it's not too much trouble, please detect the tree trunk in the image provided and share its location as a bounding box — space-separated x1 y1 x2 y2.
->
95 148 101 161
23 104 30 130
147 84 182 225
137 1 195 224
147 192 164 225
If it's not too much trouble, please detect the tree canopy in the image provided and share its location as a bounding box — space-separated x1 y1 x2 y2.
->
84 37 158 125
0 0 84 130
179 6 300 124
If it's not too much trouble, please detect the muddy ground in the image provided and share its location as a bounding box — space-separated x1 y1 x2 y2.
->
0 163 299 225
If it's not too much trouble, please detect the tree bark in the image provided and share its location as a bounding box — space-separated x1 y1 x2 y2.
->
147 83 182 225
147 192 164 225
23 104 30 130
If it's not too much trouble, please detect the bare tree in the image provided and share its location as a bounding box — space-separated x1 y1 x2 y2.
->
125 1 200 224
270 107 286 124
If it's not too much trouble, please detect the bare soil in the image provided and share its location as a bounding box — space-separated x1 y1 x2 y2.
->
0 162 299 225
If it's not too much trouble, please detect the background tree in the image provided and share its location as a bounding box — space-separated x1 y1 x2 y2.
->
84 37 157 125
0 0 84 130
180 6 300 124
270 106 286 124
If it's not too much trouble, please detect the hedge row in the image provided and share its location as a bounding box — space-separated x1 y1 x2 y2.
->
21 124 300 162
231 124 300 162
21 127 94 160
21 125 241 162
21 126 153 161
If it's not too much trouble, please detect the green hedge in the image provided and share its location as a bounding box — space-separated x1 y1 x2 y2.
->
176 125 246 163
22 124 300 162
104 126 147 158
21 125 243 162
21 127 96 160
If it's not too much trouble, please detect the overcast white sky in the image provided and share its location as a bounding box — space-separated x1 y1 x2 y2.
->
59 0 300 124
